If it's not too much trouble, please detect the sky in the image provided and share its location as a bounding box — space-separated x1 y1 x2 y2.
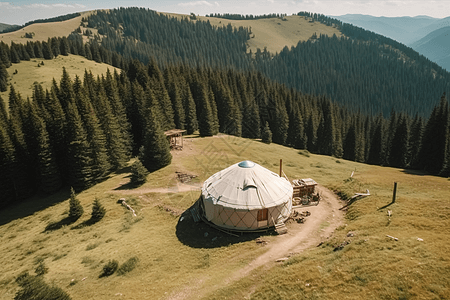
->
1 0 450 25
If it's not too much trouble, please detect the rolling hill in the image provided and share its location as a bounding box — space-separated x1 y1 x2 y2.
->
0 54 120 101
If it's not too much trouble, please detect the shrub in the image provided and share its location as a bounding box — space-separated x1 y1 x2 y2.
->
130 159 149 186
91 198 106 222
117 257 139 275
15 273 71 300
100 260 118 277
35 261 49 276
69 187 84 221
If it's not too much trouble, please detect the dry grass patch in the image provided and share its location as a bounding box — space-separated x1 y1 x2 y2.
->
0 11 93 45
0 54 120 101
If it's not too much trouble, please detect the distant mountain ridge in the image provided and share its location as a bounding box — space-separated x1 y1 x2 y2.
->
332 14 450 71
0 23 19 32
411 26 450 71
331 14 450 45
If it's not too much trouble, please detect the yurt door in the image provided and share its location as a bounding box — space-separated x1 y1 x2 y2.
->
257 208 268 227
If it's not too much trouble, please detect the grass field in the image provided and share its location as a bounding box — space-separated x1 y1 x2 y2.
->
0 54 121 101
1 134 449 299
0 11 92 45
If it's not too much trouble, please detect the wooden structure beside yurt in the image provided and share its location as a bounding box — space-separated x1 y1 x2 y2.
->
198 160 293 232
164 129 186 150
292 178 318 198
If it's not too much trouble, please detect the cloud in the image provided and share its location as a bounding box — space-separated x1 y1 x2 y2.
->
0 2 21 9
178 1 214 7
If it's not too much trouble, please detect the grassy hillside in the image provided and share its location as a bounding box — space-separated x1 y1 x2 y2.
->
0 54 120 101
164 13 342 55
0 11 92 45
1 135 449 299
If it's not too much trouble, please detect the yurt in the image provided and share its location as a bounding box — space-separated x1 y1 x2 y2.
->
200 160 293 231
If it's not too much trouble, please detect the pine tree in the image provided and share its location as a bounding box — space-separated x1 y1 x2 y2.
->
25 101 62 193
147 58 175 130
409 115 424 168
343 121 357 161
262 121 272 144
42 41 53 59
0 109 16 207
84 44 92 60
33 41 44 58
69 187 84 220
58 67 76 110
0 63 8 92
139 106 172 172
317 99 335 155
290 104 306 149
102 69 132 155
50 37 60 58
389 114 409 168
130 158 149 186
59 36 70 56
74 78 111 181
367 114 385 165
10 46 20 63
65 101 93 192
92 84 130 170
182 83 198 135
419 93 449 174
191 76 215 137
164 68 185 130
91 198 106 222
42 88 68 182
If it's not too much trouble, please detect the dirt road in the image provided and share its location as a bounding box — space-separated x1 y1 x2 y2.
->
166 184 345 300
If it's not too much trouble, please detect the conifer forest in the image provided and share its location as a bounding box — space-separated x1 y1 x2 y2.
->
1 7 450 208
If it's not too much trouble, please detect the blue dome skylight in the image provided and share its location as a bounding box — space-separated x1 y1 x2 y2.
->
238 160 255 168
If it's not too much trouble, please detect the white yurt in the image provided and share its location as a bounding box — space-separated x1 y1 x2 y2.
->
200 160 293 231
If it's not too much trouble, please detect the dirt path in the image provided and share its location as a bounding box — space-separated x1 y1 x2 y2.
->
166 184 345 300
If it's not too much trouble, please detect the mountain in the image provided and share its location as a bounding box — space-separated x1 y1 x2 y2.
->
330 14 441 45
0 22 19 32
411 26 450 71
330 14 450 76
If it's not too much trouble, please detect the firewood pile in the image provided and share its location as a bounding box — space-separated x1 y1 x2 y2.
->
176 171 197 183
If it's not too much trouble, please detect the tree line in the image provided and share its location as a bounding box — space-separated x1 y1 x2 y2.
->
1 53 449 209
205 13 287 20
78 7 450 118
0 12 81 34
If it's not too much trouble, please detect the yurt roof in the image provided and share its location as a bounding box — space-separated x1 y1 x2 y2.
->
201 160 293 210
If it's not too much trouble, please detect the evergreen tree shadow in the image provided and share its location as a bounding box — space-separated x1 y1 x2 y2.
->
44 216 77 232
113 175 137 190
401 169 428 176
175 203 271 249
71 218 100 229
0 189 71 227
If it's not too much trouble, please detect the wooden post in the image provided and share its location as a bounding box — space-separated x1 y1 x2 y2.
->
279 159 282 177
392 182 398 203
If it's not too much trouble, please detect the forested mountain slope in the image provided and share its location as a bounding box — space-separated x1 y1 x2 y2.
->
84 8 450 117
411 26 450 71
